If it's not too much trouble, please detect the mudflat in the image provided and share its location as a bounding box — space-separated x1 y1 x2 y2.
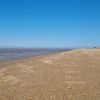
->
0 49 100 100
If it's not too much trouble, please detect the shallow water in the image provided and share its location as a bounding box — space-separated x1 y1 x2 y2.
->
0 48 70 62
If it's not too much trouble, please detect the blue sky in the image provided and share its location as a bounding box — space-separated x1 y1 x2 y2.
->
0 0 100 48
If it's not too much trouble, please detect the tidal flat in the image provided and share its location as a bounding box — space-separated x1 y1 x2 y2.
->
0 49 100 100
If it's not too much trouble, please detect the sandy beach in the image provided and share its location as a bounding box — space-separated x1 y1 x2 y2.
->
0 49 100 100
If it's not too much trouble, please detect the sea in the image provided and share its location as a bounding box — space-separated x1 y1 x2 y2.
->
0 48 71 62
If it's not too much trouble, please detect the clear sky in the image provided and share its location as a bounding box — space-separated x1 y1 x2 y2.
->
0 0 100 48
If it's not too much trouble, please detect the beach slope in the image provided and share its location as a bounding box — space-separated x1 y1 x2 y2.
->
0 49 100 100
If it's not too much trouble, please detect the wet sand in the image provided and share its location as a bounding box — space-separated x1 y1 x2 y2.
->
0 49 100 100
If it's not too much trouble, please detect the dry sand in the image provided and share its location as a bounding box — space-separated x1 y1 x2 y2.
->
0 49 100 100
